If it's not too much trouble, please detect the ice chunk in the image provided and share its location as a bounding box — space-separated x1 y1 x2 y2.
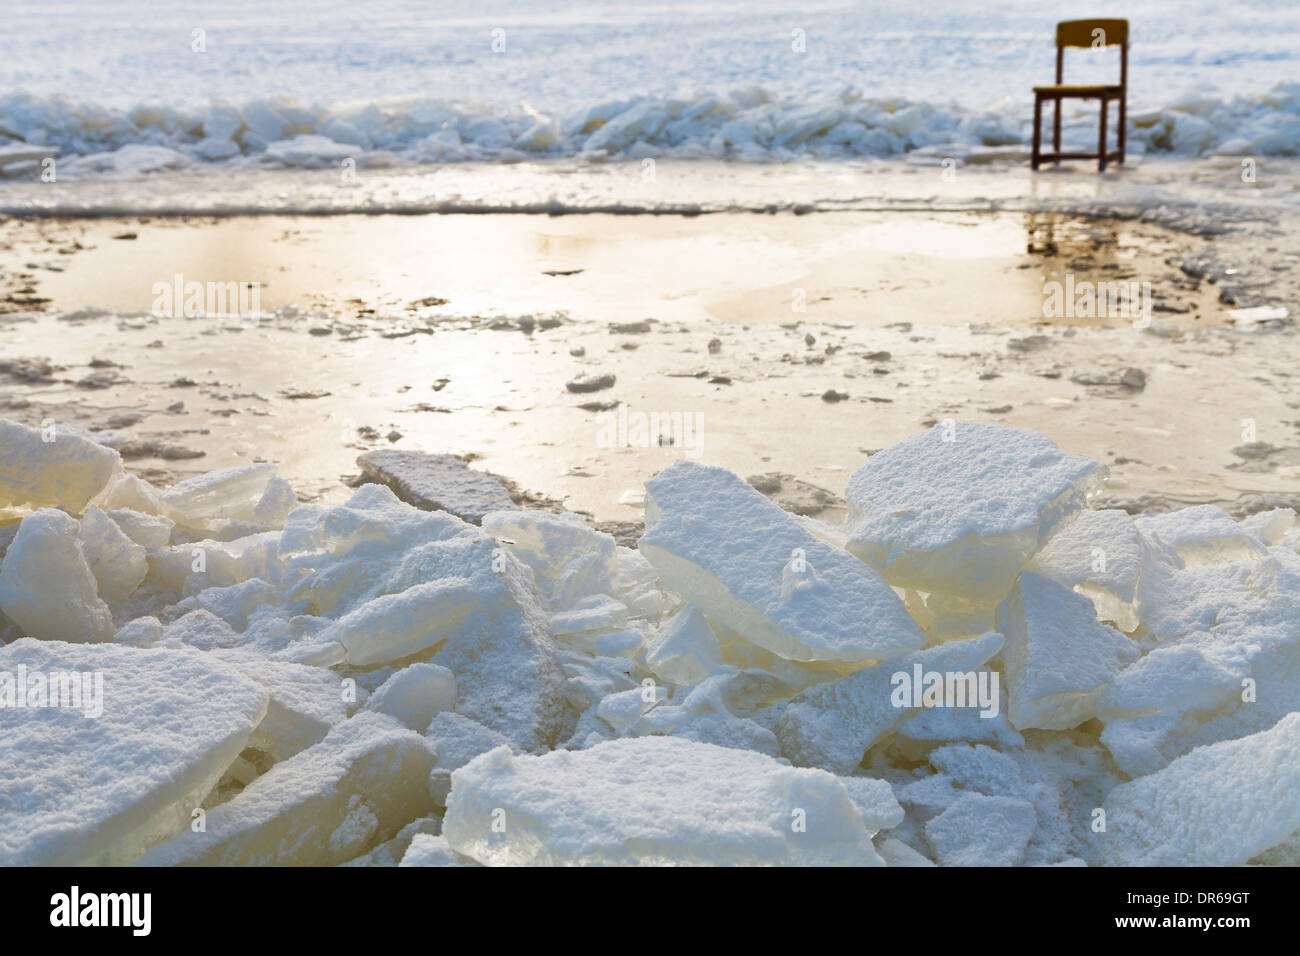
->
96 472 163 514
1135 504 1266 567
0 419 122 513
644 604 724 686
1100 713 1300 866
252 477 297 527
365 662 457 733
78 506 148 602
925 794 1037 866
106 508 174 549
444 737 883 865
160 463 277 529
638 461 924 664
138 712 436 866
840 777 905 833
359 451 518 524
482 509 616 598
764 631 1004 774
844 423 1104 601
149 531 281 593
0 639 268 865
282 485 563 751
875 835 935 867
400 833 476 867
1241 507 1295 546
1027 509 1144 631
211 652 349 762
0 509 114 643
996 572 1138 730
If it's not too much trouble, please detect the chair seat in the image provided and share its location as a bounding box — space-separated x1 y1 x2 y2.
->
1034 84 1123 97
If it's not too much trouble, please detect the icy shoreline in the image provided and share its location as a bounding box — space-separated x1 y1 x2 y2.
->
3 81 1300 181
1 417 1298 866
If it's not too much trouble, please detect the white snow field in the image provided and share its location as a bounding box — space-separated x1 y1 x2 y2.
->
2 415 1300 866
1 1 1298 177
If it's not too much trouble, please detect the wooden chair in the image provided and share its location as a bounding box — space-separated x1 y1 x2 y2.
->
1032 18 1128 172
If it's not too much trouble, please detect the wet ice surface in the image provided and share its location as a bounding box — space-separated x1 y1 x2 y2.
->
3 415 1299 866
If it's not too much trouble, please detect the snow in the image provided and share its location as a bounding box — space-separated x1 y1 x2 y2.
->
0 419 122 514
639 461 924 664
0 639 268 865
996 572 1139 731
2 412 1299 866
1100 713 1300 866
845 423 1104 601
443 737 884 866
138 712 436 866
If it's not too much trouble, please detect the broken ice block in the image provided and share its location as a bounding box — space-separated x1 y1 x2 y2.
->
0 639 268 865
78 506 148 603
844 423 1104 601
365 662 457 733
638 461 924 664
764 631 1004 774
996 572 1138 731
0 509 115 642
1135 504 1266 567
212 651 349 761
644 604 724 686
443 736 884 865
0 419 122 514
925 793 1037 866
160 463 277 530
283 485 564 751
482 509 617 600
1027 508 1145 631
138 712 436 866
1100 713 1300 866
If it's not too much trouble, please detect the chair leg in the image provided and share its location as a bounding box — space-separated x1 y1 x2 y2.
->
1032 95 1042 170
1117 95 1126 164
1052 98 1061 161
1098 99 1108 172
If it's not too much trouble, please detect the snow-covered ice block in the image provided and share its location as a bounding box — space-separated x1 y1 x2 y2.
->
160 463 277 529
0 419 121 513
844 423 1104 601
0 509 115 643
1027 509 1145 631
1135 504 1266 567
482 509 616 598
443 737 884 866
644 604 723 685
425 711 515 806
282 485 564 751
78 506 148 602
211 652 349 761
138 712 436 866
359 451 518 524
765 631 1004 774
1100 713 1300 866
106 508 174 549
875 835 935 867
638 461 924 664
925 794 1037 866
400 833 476 867
840 777 905 832
1241 507 1295 547
365 662 457 733
996 572 1138 730
96 472 163 514
0 639 268 865
150 531 281 593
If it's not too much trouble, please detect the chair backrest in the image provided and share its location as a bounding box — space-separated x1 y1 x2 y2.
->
1056 18 1128 48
